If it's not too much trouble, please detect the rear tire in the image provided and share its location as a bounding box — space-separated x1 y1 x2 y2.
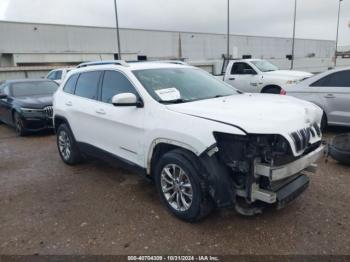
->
56 123 82 165
154 149 213 222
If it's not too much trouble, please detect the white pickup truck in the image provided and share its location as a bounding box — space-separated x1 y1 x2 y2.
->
223 59 313 94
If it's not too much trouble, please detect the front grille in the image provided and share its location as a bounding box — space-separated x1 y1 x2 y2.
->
290 125 319 152
43 106 53 118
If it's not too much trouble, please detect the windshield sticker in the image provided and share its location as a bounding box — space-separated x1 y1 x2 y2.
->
155 87 181 101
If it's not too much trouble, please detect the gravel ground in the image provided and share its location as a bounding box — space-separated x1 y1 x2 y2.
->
0 124 349 255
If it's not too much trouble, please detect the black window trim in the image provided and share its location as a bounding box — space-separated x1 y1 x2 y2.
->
97 69 144 105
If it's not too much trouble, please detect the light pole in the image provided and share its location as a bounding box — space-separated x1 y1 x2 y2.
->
335 0 343 67
113 0 122 60
291 0 297 70
227 0 230 59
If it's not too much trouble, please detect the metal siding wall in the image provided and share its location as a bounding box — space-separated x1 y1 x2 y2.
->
120 29 178 58
0 21 336 60
0 21 341 73
0 22 117 53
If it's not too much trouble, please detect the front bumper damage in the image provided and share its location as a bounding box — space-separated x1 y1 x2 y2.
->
238 144 325 207
200 130 326 215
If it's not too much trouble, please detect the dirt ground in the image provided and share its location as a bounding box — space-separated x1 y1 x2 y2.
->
0 124 349 255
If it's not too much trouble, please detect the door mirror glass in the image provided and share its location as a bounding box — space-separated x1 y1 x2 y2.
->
112 93 143 107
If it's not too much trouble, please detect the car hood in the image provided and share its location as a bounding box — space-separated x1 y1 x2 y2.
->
15 95 53 109
265 70 313 80
166 94 322 155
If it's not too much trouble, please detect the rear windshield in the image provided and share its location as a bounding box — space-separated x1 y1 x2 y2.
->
11 81 58 97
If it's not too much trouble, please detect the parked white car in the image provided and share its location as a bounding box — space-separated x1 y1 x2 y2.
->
46 68 72 84
223 59 313 94
285 67 350 129
53 60 324 221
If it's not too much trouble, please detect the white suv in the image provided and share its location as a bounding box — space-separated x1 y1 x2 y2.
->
53 60 325 221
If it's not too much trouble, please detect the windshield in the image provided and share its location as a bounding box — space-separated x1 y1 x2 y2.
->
11 81 58 97
133 68 239 103
251 60 279 72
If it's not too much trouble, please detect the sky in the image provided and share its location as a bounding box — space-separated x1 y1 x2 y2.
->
0 0 349 45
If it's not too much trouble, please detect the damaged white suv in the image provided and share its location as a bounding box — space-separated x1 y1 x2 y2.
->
53 60 325 221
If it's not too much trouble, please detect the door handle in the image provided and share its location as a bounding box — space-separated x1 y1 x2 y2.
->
229 77 235 80
65 101 72 106
250 82 258 86
95 109 106 115
324 94 335 98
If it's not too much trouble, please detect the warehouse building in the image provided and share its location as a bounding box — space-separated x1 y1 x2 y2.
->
0 20 345 80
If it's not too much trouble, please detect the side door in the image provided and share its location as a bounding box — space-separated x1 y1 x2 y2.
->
0 85 13 124
225 62 260 92
67 70 104 144
93 70 145 166
309 70 350 126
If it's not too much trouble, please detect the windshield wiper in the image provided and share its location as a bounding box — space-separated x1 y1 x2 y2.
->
159 98 189 104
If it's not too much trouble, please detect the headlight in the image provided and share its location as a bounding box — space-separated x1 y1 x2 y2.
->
20 108 43 113
286 80 299 85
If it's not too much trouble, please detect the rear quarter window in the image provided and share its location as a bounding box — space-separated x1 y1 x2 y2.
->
63 74 79 94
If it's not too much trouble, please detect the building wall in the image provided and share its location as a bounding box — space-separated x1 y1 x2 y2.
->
0 20 344 79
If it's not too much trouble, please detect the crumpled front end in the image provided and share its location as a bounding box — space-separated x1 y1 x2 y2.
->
204 130 325 215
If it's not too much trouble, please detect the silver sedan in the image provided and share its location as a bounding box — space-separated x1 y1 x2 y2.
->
285 67 350 129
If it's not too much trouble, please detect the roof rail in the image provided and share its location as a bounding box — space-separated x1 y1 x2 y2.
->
151 60 188 65
76 60 129 68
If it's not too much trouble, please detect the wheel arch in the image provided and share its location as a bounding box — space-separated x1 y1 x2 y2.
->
147 139 200 177
53 115 71 133
261 84 281 93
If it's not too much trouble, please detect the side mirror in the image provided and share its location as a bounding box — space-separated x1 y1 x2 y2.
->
112 93 143 108
243 69 257 75
0 93 7 99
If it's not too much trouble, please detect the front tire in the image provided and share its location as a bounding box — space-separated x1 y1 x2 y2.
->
262 86 281 94
154 149 213 222
56 123 82 165
14 112 26 136
321 112 327 131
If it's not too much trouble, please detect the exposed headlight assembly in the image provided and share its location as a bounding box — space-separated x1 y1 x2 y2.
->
20 108 43 113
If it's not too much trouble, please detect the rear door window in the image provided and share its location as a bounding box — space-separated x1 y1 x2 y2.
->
75 71 102 100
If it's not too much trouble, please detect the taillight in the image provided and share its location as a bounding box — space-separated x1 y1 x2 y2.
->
280 88 287 95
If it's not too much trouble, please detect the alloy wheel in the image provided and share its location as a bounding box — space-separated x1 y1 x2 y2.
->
15 114 23 135
160 164 193 212
58 130 71 160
